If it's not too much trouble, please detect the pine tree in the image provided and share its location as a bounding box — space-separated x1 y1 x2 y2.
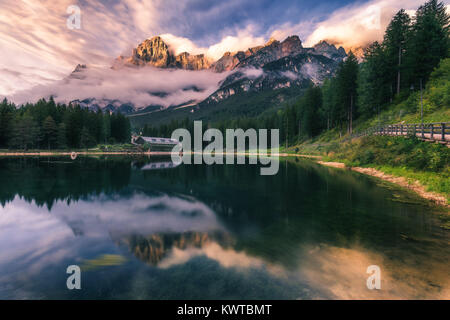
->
9 114 38 150
383 9 411 96
43 116 57 149
336 52 359 134
57 123 67 149
0 98 14 148
80 126 95 149
299 86 322 138
358 42 391 118
406 0 450 86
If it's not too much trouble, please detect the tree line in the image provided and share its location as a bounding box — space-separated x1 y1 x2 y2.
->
140 0 449 145
0 97 131 150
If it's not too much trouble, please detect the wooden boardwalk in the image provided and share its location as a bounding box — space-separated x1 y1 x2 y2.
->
354 122 450 146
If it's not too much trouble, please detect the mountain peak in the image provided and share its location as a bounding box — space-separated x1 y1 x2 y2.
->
148 35 163 42
281 35 303 53
313 40 335 50
265 38 279 46
115 35 210 70
313 40 346 61
129 36 172 67
67 64 88 80
113 34 345 72
283 35 302 44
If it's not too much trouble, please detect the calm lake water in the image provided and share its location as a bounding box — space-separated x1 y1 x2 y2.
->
0 156 448 299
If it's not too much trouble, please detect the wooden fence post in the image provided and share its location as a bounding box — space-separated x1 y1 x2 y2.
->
442 123 446 142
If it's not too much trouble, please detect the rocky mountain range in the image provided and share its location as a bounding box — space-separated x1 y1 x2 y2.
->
69 35 347 125
113 36 211 70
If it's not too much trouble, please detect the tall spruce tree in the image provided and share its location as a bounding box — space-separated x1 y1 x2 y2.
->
43 116 57 149
406 0 449 86
383 9 411 96
57 123 67 149
336 52 359 134
358 42 390 118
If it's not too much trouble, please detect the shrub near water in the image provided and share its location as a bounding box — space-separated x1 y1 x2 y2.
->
328 136 449 173
325 136 450 199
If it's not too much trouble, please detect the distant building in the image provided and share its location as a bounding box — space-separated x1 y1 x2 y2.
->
131 135 180 152
132 160 181 171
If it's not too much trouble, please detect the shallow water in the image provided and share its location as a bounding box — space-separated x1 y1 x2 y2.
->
0 156 448 299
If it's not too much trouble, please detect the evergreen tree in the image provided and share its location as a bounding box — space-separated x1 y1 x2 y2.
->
42 116 57 149
336 52 359 134
57 123 67 149
0 98 14 148
298 86 323 138
319 78 336 130
383 9 411 96
9 114 38 150
80 126 95 148
358 42 390 118
406 0 449 86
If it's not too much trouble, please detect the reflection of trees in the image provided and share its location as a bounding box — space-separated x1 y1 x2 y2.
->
0 157 131 209
0 156 437 269
131 160 437 268
118 231 233 266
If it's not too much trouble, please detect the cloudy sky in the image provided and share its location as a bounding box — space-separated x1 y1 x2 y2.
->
0 0 440 100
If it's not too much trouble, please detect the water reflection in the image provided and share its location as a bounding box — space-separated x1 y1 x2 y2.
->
132 159 181 171
0 157 448 299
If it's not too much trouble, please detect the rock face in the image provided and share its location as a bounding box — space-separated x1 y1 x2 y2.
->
131 36 172 67
113 35 346 74
312 40 347 61
210 36 305 72
211 51 247 72
203 36 346 106
234 36 304 69
204 52 339 106
72 35 347 117
114 36 211 70
68 64 87 80
173 52 210 70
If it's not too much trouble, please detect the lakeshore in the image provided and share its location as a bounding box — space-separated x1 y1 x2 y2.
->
0 150 447 208
0 156 447 299
317 161 449 209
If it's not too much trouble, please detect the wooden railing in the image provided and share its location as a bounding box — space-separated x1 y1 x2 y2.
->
350 122 450 144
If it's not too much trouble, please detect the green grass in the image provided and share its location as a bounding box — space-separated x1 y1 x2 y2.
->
290 59 450 203
323 136 449 170
371 165 450 202
297 135 450 203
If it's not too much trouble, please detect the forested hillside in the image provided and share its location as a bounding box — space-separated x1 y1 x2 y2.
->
142 0 449 146
0 98 131 150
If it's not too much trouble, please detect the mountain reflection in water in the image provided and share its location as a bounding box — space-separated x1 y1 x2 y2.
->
0 156 448 299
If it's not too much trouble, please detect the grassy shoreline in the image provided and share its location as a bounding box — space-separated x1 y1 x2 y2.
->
317 161 449 208
1 144 447 208
296 135 449 208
